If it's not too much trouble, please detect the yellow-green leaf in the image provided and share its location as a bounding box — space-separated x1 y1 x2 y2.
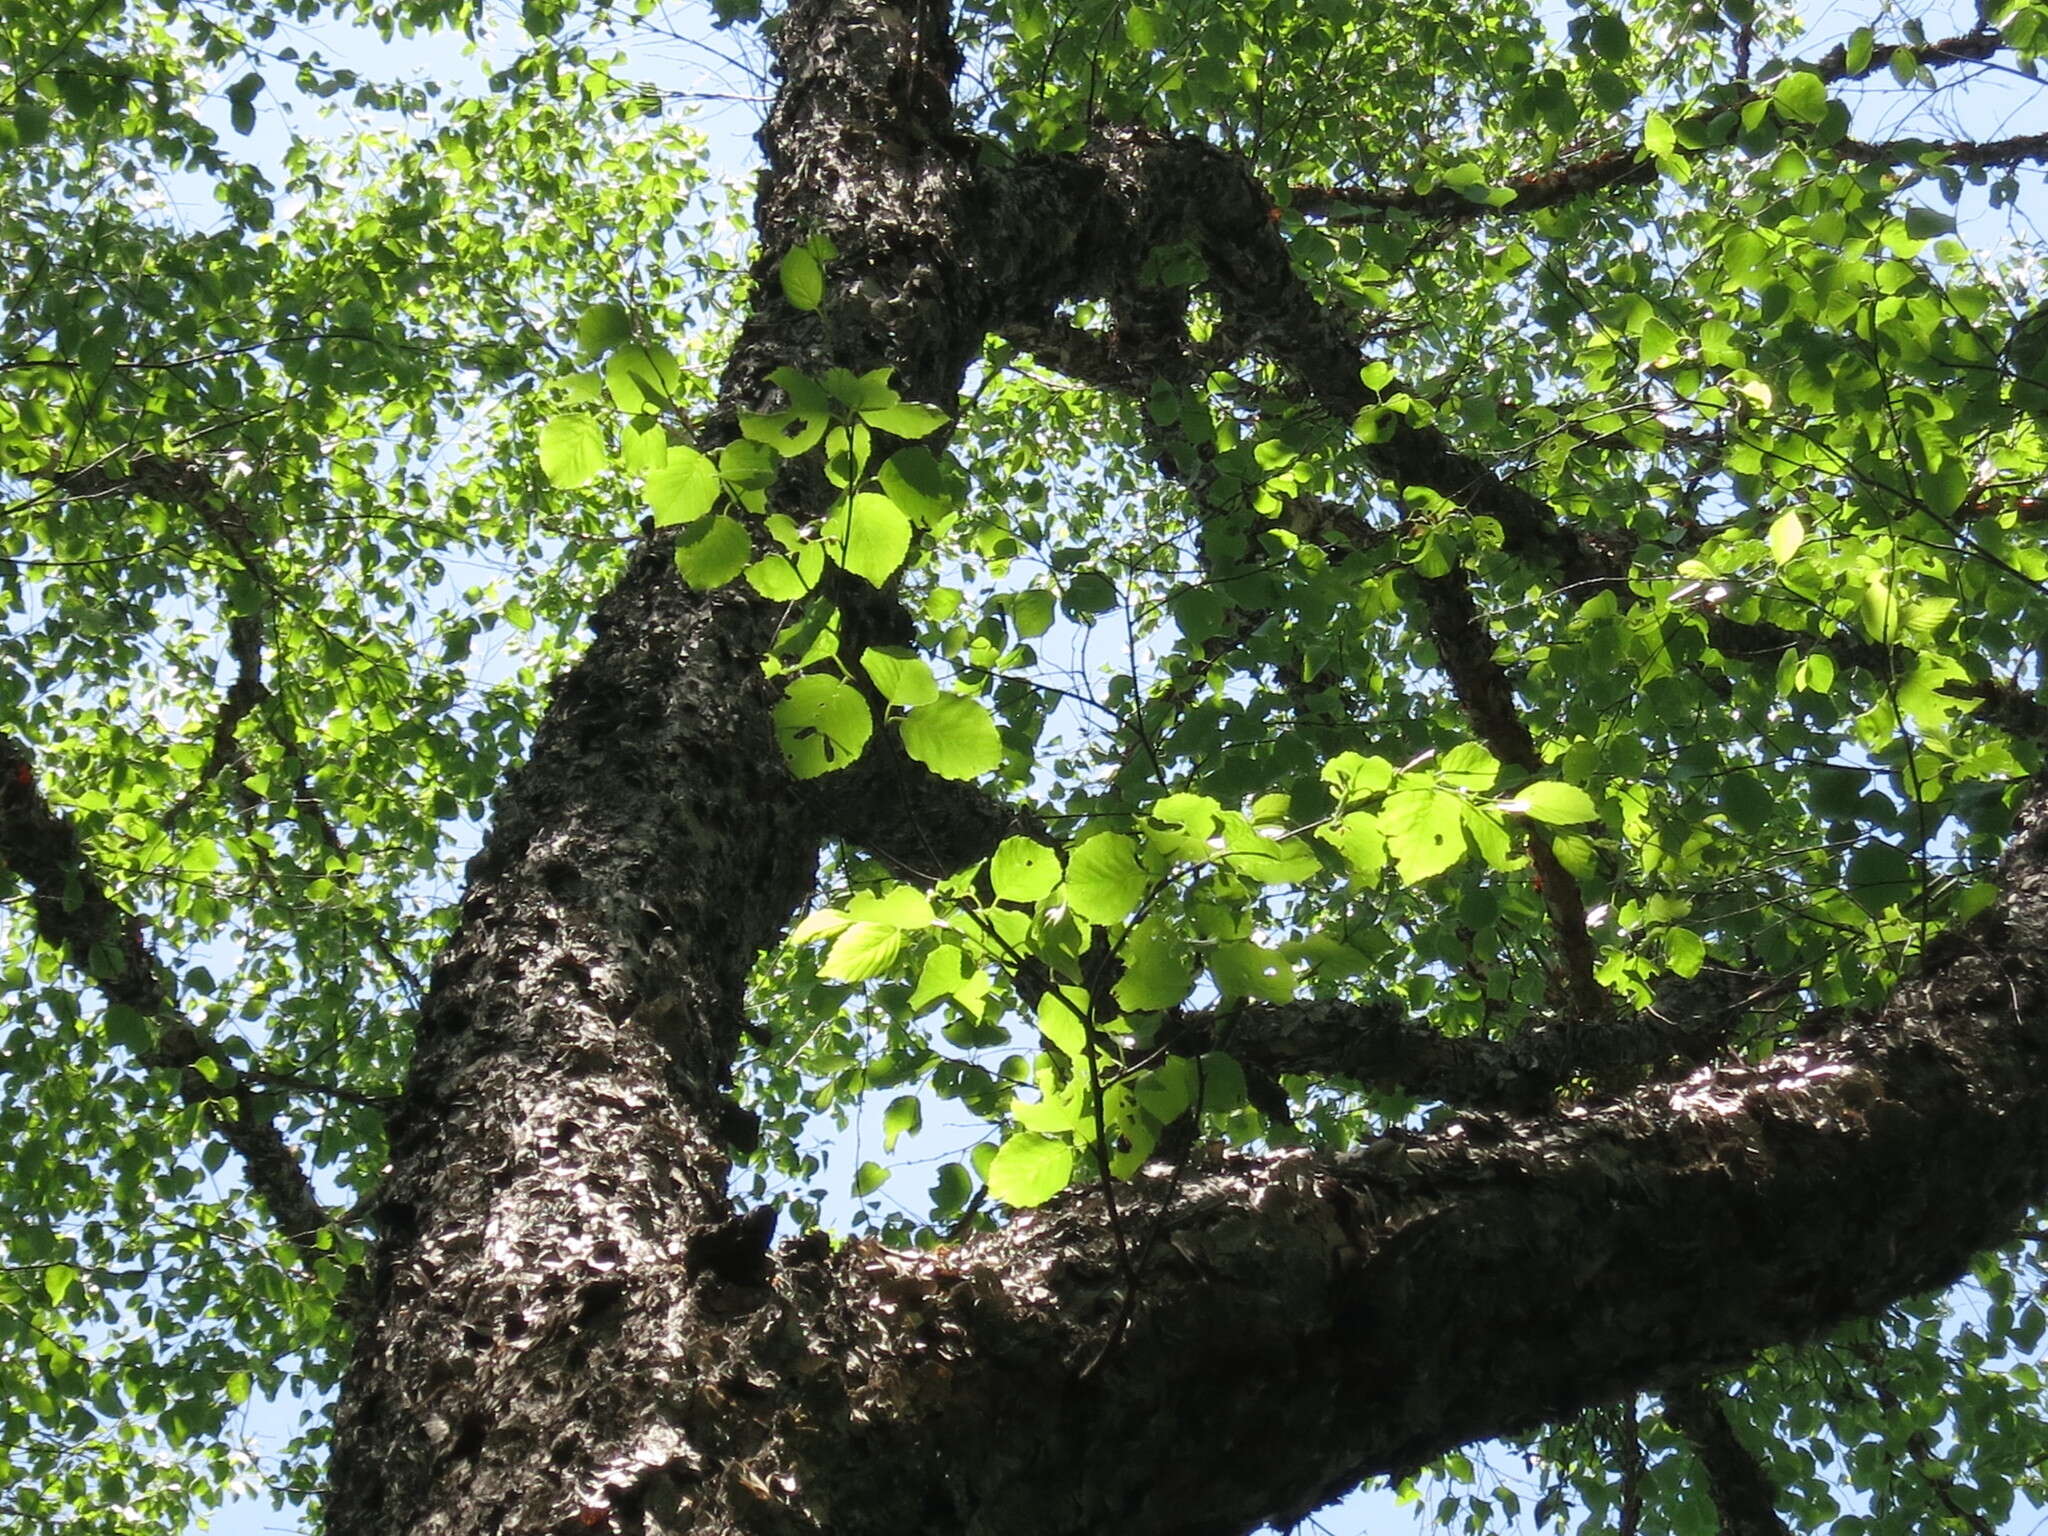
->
990 836 1060 903
900 694 1000 780
780 246 825 311
1767 509 1806 565
830 492 912 585
1065 831 1148 924
822 921 905 981
538 414 606 489
1507 781 1599 825
774 675 873 777
987 1132 1073 1208
645 447 720 526
672 515 751 589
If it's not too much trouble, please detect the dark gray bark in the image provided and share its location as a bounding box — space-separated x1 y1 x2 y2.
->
321 4 2048 1534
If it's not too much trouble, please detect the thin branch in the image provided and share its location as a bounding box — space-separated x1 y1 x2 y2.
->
1661 1381 1794 1536
1850 1337 2001 1535
40 455 428 1002
1411 564 1604 1017
1290 24 2017 225
0 732 338 1262
243 1064 399 1111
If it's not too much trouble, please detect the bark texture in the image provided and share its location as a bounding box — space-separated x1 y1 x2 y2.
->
322 4 2048 1534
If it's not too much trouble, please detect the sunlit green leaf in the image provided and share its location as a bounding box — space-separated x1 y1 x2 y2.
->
774 675 873 777
900 695 1001 779
645 447 721 525
987 1133 1073 1208
828 492 912 585
780 246 825 311
538 414 607 488
672 515 752 589
990 837 1060 903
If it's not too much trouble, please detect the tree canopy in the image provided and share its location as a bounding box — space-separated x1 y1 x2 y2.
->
4 0 2048 1533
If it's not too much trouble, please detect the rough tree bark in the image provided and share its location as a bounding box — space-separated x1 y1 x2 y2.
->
321 3 2048 1533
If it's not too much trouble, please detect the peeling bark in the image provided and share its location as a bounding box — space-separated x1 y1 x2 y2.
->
320 4 2048 1535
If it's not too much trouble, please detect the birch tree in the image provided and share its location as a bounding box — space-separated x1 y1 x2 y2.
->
5 1 2048 1533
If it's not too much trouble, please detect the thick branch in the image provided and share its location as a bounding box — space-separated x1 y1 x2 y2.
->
1161 966 1768 1112
774 783 2048 1536
803 729 1042 881
0 733 337 1259
995 147 2041 755
1841 129 2048 170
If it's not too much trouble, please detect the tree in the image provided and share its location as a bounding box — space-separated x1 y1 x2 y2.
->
4 0 2048 1530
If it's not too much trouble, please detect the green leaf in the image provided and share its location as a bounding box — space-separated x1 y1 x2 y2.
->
774 675 873 777
882 1094 923 1152
1845 26 1875 74
1211 939 1294 1002
829 492 912 585
1115 920 1195 1010
1846 839 1916 914
1507 781 1599 825
822 921 906 981
576 302 633 356
604 345 681 414
1322 752 1396 804
746 548 822 600
1035 988 1091 1060
900 695 1001 780
1379 787 1467 882
1460 802 1513 872
621 422 669 475
860 646 939 706
848 885 936 930
1439 742 1501 791
1767 509 1806 565
538 415 607 489
823 366 895 411
910 944 987 1014
226 72 263 135
790 907 854 944
1065 831 1148 924
1010 589 1056 638
1858 573 1900 642
1320 811 1388 882
645 447 721 525
854 1160 890 1196
990 837 1060 903
1062 571 1118 618
860 401 949 439
42 1263 76 1306
739 410 828 458
1663 926 1707 978
1772 69 1828 125
780 246 825 311
987 1132 1074 1208
1642 110 1674 156
879 446 954 523
672 515 752 589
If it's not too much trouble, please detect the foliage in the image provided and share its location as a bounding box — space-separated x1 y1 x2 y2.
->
2 0 2047 1531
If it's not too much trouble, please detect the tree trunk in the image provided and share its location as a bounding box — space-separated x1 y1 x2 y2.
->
322 4 2048 1534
